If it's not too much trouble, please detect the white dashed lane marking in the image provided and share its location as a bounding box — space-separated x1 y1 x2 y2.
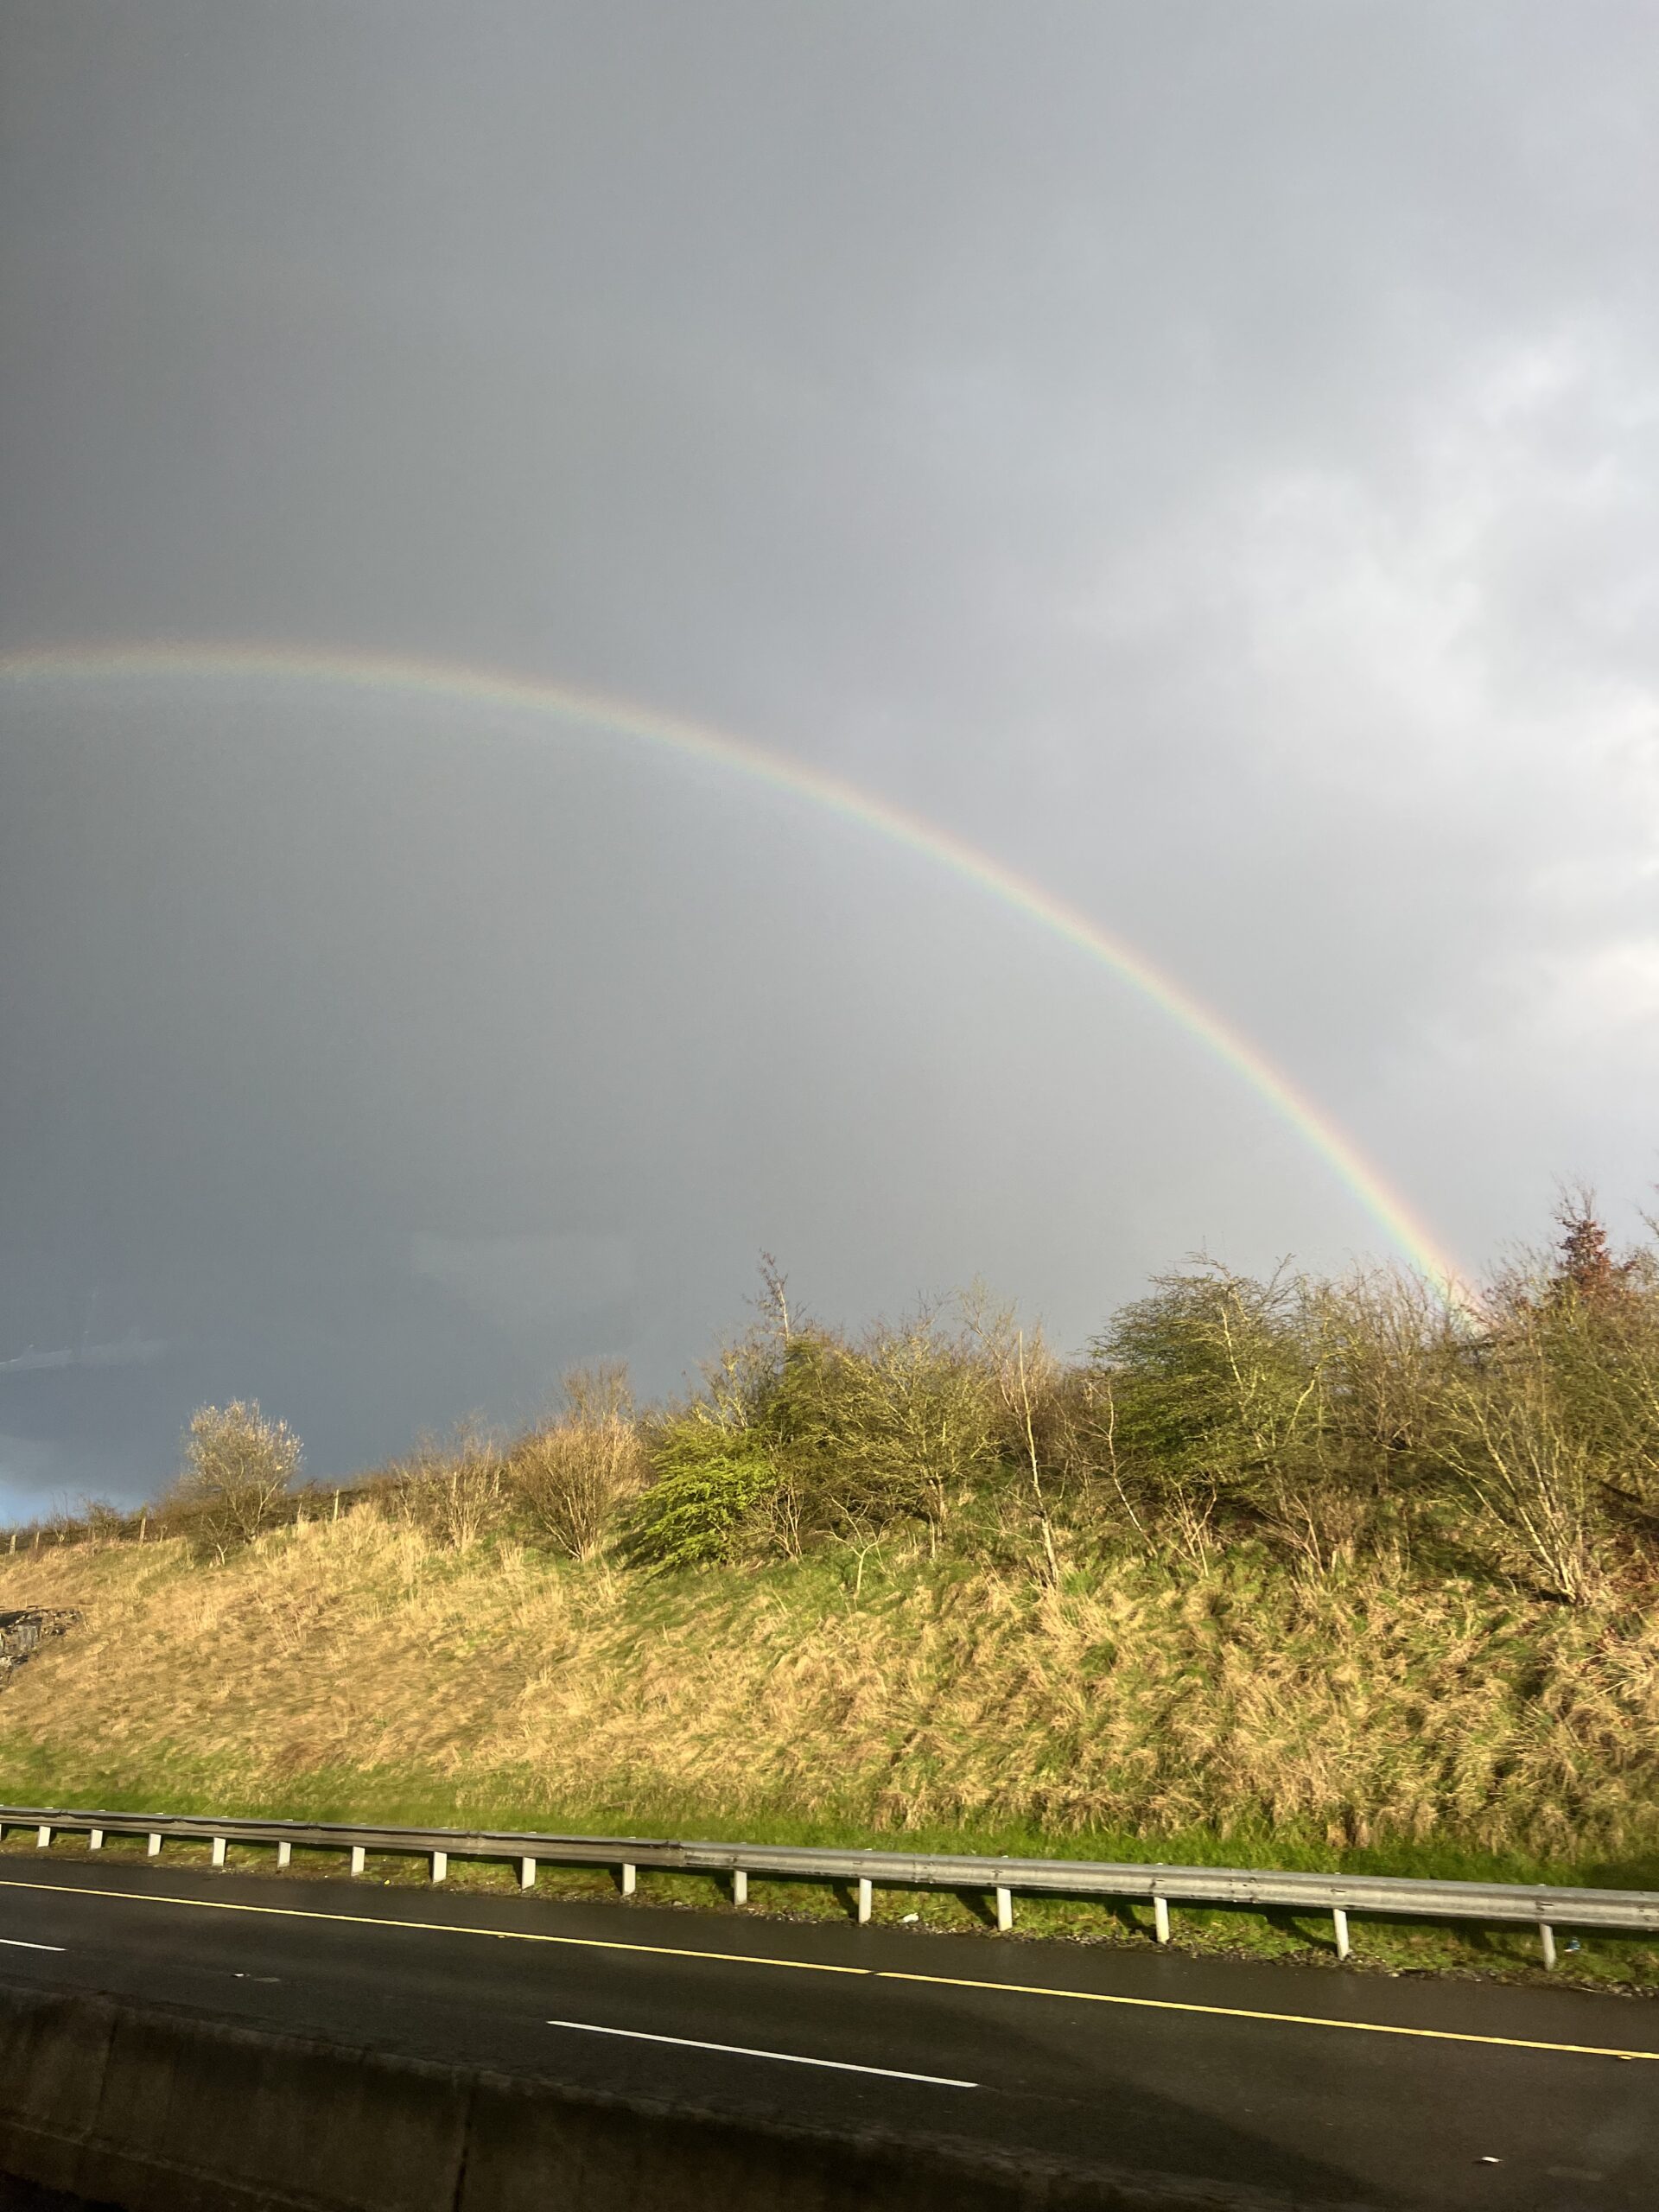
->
545 2016 976 2087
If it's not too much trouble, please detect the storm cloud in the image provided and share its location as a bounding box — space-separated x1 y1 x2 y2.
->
3 3 1656 1509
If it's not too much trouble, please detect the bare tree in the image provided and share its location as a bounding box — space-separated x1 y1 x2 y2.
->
164 1402 301 1558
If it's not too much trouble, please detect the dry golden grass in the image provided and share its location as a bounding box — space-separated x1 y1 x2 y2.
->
3 1511 1658 1876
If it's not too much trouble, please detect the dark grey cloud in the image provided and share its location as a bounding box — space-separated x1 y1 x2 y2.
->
3 3 1656 1509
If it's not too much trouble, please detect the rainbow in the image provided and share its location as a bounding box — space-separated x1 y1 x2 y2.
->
0 639 1465 1293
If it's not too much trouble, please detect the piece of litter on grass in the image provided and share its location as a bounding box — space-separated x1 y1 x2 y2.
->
900 1913 919 1923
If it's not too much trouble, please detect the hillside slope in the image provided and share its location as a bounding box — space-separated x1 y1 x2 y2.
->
3 1510 1656 1889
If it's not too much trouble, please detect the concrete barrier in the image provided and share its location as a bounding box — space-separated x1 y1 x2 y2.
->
0 1980 1359 2212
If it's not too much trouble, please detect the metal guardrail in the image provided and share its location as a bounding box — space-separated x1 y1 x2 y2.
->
4 1803 1656 1971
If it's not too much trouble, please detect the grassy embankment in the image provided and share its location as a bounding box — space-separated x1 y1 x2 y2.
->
8 1214 1659 1988
3 1509 1656 1991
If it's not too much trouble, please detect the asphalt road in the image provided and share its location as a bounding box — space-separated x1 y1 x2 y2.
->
0 1858 1656 2209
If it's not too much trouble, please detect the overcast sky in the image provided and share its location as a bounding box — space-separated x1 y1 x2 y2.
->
3 3 1657 1511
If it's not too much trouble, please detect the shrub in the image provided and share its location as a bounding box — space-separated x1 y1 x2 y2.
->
1090 1265 1343 1560
1429 1334 1606 1602
624 1414 781 1572
388 1426 506 1551
78 1497 130 1545
507 1363 645 1559
791 1316 1003 1535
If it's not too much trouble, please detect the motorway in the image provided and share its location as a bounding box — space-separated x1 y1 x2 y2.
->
0 1858 1656 2209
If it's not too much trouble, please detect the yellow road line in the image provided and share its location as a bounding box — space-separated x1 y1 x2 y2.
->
0 1877 865 1976
1 1873 1654 2064
877 1970 1658 2063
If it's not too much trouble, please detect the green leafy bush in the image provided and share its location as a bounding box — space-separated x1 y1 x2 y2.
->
623 1415 780 1571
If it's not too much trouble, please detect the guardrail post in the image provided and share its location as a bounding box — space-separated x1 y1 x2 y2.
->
146 1833 162 1859
856 1877 873 1924
995 1885 1014 1932
620 1862 637 1897
430 1851 448 1884
276 1840 292 1869
1332 1906 1351 1961
211 1837 227 1868
519 1856 537 1891
732 1868 748 1906
1540 1922 1556 1971
1154 1895 1171 1945
35 1826 51 1850
89 1829 104 1852
349 1846 366 1877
